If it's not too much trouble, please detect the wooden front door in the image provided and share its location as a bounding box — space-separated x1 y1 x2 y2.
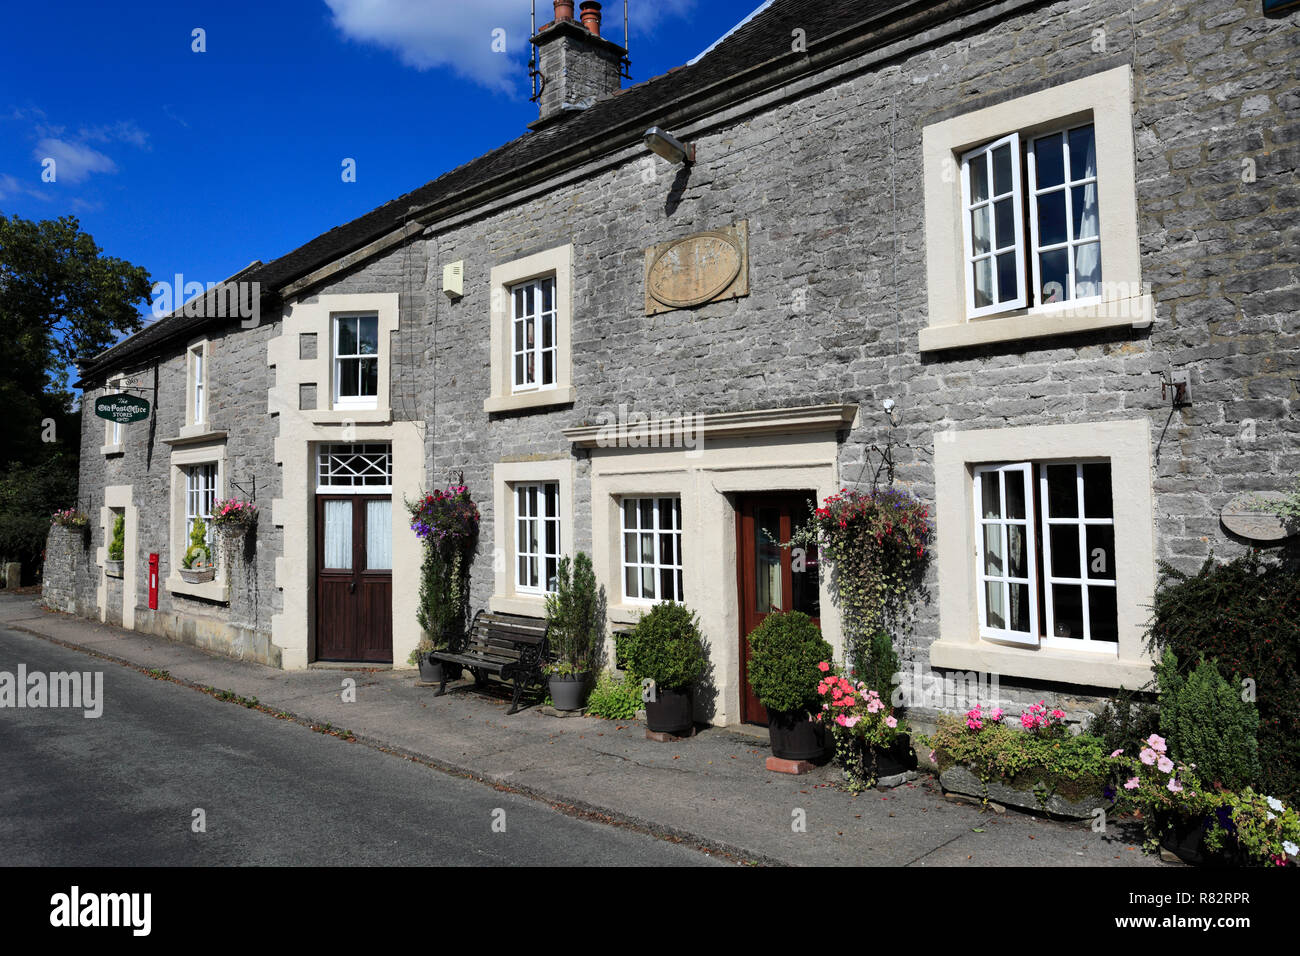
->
736 492 821 725
315 494 393 662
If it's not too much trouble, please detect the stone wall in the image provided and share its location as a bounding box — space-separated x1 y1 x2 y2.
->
41 525 97 617
60 0 1297 718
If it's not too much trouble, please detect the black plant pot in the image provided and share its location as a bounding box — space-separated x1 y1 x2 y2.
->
418 656 445 683
645 685 693 734
871 734 917 777
767 709 830 761
1159 815 1247 867
549 673 589 712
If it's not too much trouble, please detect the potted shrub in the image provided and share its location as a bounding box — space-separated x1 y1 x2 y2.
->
180 517 215 583
544 552 602 711
746 611 833 761
815 663 912 789
104 513 125 578
622 601 707 735
408 636 443 683
408 483 479 683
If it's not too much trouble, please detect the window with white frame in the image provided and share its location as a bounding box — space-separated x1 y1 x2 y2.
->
961 123 1101 319
185 463 217 554
515 482 561 593
190 345 205 425
621 497 683 603
974 460 1116 650
510 277 557 393
333 314 379 408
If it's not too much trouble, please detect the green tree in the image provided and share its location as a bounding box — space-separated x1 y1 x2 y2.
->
0 214 151 582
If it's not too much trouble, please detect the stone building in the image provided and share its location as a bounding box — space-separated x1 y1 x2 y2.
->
50 0 1299 727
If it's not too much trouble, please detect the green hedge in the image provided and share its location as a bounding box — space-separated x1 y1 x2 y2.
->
1148 553 1299 802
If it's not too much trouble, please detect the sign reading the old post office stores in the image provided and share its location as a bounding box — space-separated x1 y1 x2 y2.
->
645 221 749 315
94 393 151 424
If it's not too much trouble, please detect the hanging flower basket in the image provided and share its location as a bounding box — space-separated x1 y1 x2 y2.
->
407 485 480 552
211 498 258 536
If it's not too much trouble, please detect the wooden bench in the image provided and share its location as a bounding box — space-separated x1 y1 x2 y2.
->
430 610 550 715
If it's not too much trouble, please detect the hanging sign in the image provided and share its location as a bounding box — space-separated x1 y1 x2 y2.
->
94 393 151 424
1264 1 1300 15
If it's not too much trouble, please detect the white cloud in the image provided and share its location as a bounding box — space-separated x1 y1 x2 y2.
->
78 120 150 149
0 172 52 202
32 138 117 184
323 0 696 93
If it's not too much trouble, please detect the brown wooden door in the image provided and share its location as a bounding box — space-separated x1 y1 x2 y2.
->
736 492 821 725
315 495 393 662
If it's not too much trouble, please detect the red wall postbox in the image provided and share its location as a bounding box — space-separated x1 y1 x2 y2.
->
148 552 159 609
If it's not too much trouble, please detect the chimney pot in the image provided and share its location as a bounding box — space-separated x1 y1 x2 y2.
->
580 1 602 36
554 0 574 22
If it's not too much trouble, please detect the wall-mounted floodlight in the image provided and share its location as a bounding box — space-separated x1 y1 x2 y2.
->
643 126 695 165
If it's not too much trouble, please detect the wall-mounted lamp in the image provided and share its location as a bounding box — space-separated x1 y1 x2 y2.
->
643 126 695 165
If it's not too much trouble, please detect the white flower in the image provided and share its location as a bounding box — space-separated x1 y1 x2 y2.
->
1266 796 1285 813
1284 841 1298 858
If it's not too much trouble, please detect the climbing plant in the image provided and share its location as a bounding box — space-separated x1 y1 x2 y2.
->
792 486 931 661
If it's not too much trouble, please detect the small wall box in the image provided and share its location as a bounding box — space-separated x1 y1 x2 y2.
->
443 261 464 299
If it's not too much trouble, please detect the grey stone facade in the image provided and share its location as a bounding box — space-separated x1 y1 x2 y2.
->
52 0 1298 725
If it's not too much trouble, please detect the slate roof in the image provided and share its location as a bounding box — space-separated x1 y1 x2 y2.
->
78 0 927 383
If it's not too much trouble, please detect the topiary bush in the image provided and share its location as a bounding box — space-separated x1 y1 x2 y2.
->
1157 648 1260 791
1148 552 1299 802
746 610 833 714
621 602 706 691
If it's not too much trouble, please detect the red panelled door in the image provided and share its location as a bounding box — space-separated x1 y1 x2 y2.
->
736 493 821 725
315 494 393 662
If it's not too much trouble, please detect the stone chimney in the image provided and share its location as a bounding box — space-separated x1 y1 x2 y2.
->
530 1 626 128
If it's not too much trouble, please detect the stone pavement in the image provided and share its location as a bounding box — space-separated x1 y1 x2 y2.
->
0 594 1166 867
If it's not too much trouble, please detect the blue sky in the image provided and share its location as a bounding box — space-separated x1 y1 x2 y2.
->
1 0 763 321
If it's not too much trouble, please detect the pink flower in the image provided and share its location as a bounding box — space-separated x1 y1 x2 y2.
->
1110 749 1124 758
1050 709 1065 719
1167 778 1183 793
990 708 1004 722
1146 734 1167 754
1124 777 1140 790
817 661 830 672
1139 748 1157 766
835 714 848 727
885 715 897 728
1157 755 1174 774
867 698 882 714
844 715 860 729
928 750 937 763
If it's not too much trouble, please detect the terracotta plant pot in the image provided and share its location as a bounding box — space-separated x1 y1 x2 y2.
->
767 709 830 761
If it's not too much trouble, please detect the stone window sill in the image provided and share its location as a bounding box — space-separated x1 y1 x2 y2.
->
311 410 392 426
484 386 576 415
166 572 229 603
928 638 1154 691
918 295 1154 352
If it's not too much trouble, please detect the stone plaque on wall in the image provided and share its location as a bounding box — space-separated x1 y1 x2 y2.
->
644 220 749 315
1221 492 1294 542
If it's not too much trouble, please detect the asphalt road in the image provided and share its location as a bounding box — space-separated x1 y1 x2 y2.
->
0 626 723 866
